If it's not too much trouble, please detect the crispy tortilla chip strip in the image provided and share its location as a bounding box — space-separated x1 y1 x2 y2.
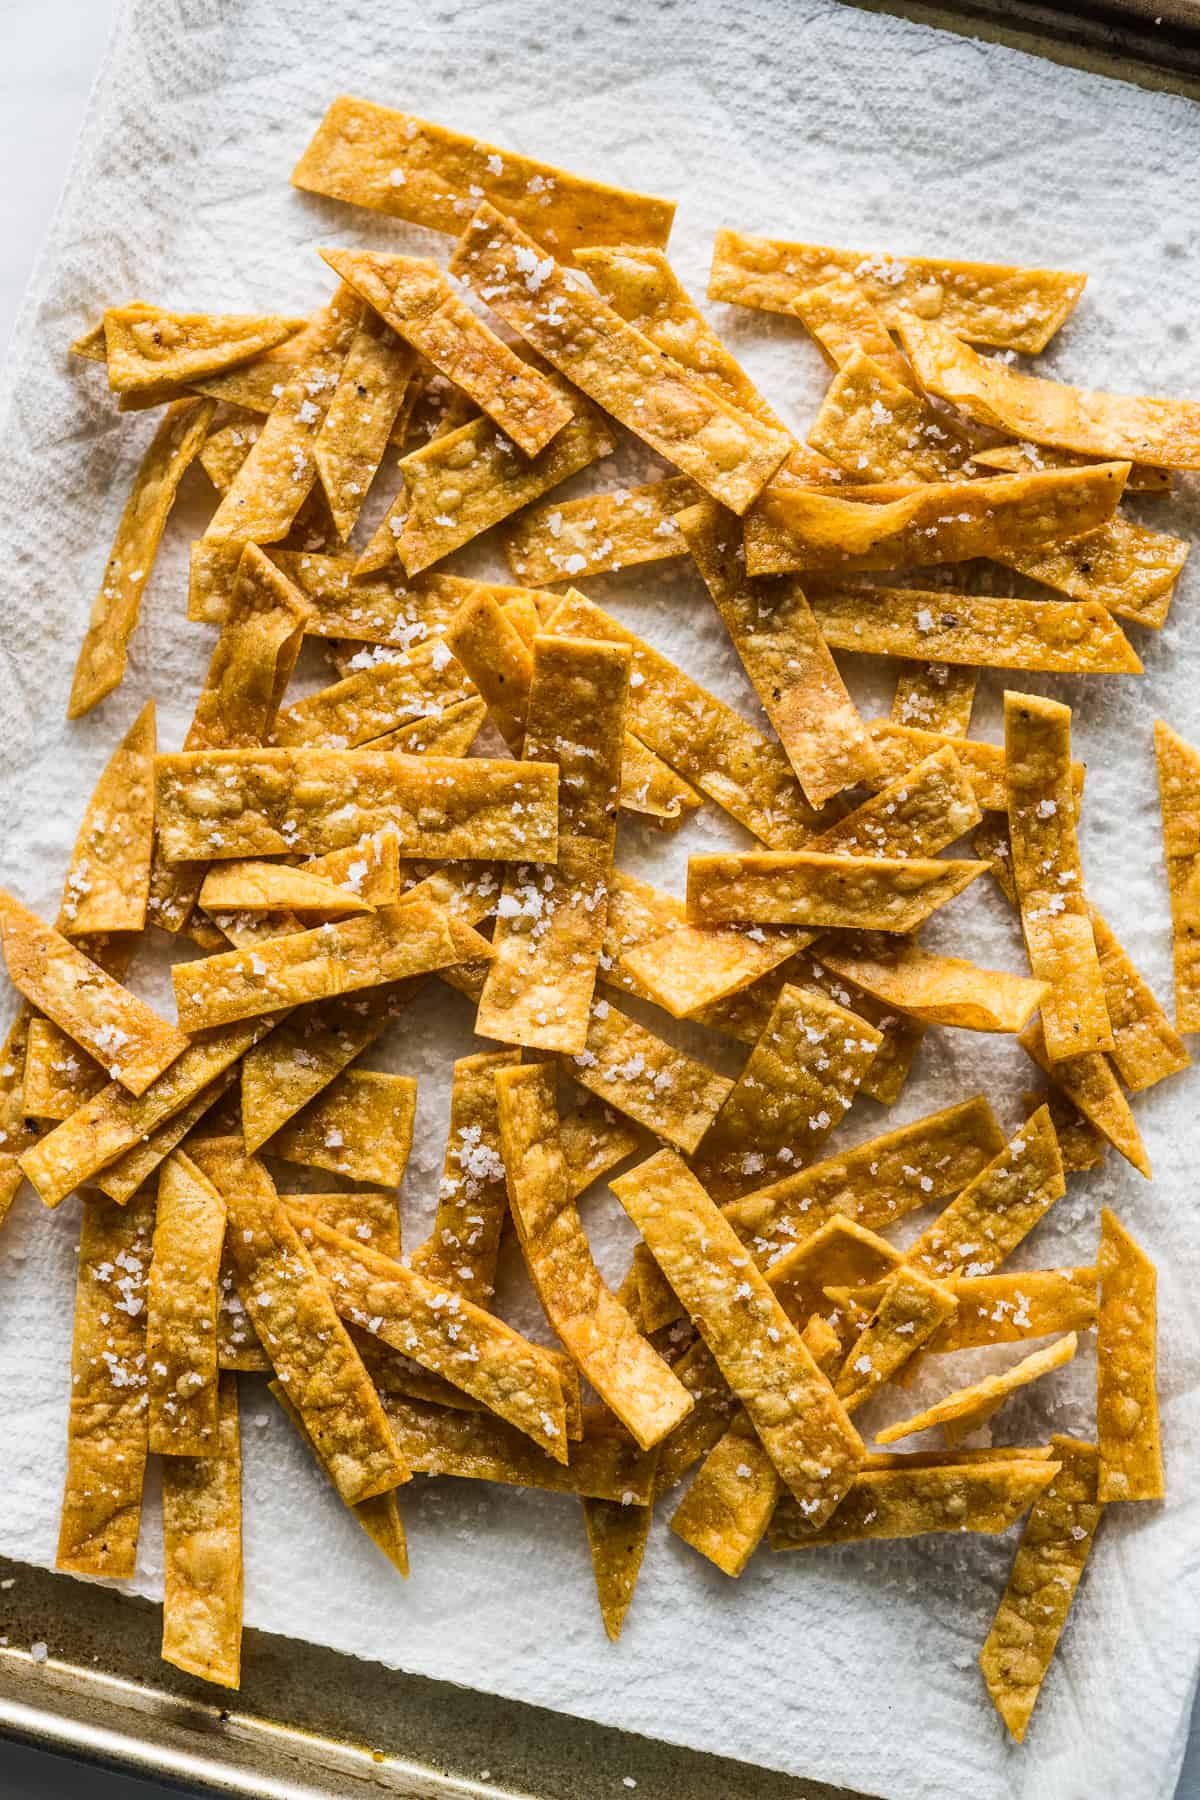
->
1155 719 1200 1032
686 850 984 930
59 700 156 934
651 1338 737 1498
557 1090 640 1194
200 416 260 494
816 934 1048 1033
764 1218 903 1346
869 719 1084 815
146 1151 225 1457
273 640 475 751
280 1190 400 1260
270 553 481 642
581 1488 654 1639
893 663 978 737
188 546 312 750
1097 1209 1163 1501
506 475 699 585
199 862 373 918
75 306 152 360
1006 691 1112 1060
807 350 974 482
23 1018 106 1119
273 1070 417 1186
1089 909 1189 1091
905 1106 1065 1279
97 1070 238 1207
792 276 915 385
410 1049 520 1303
271 1380 408 1576
770 1457 1058 1549
708 231 1084 352
876 1332 1078 1446
56 1191 154 1576
900 313 1200 469
102 306 302 396
478 637 628 1054
452 204 789 514
1005 516 1188 631
311 305 415 538
0 892 187 1095
496 1064 692 1449
370 696 486 757
383 1397 655 1501
160 1373 243 1688
692 984 881 1202
974 441 1171 491
817 744 981 858
619 917 811 1022
154 747 558 863
293 98 674 255
1020 1016 1150 1177
352 1327 584 1441
838 1267 1098 1357
68 398 214 718
567 999 732 1154
835 1269 959 1410
789 955 927 1106
670 1411 782 1577
1023 1086 1106 1174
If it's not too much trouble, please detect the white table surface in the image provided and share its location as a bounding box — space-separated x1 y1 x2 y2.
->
0 0 1197 1795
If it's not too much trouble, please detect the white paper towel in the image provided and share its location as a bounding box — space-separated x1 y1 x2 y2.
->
2 2 1199 1796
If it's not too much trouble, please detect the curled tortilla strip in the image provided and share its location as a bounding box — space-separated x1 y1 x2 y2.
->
146 1151 226 1457
272 1069 417 1186
905 1106 1065 1279
686 850 985 930
974 441 1170 492
1020 1015 1150 1178
791 275 915 386
769 1457 1058 1549
874 1332 1077 1444
1097 1209 1163 1501
199 862 372 919
815 933 1048 1033
506 475 699 585
1155 719 1200 1033
160 1372 244 1689
59 700 156 934
567 997 732 1154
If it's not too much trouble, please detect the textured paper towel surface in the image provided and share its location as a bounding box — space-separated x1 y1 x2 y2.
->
1 2 1199 1796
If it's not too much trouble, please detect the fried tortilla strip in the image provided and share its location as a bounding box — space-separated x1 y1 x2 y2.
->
269 553 481 642
452 204 789 514
73 303 154 360
764 1219 903 1349
370 696 487 758
279 1190 399 1260
383 1397 655 1501
619 914 812 1022
1020 1016 1150 1177
670 1411 782 1577
708 231 1084 352
271 1381 408 1576
899 314 1200 469
837 1267 1098 1357
744 462 1127 578
877 1331 1078 1446
189 546 312 751
293 98 674 255
692 985 881 1203
154 748 558 863
1155 720 1200 1033
834 1268 960 1410
22 1018 106 1119
777 955 926 1107
1023 1087 1106 1174
352 1327 584 1440
567 999 732 1154
96 1069 238 1206
807 350 974 482
312 305 415 539
199 863 373 918
1089 909 1189 1091
1006 691 1111 1060
160 1373 243 1689
200 416 260 494
146 1151 225 1457
810 583 1141 675
816 934 1048 1033
686 850 985 930
893 664 978 736
1006 516 1188 631
974 441 1171 492
905 1106 1065 1279
506 475 699 585
769 1458 1058 1549
678 499 881 806
791 276 915 385
869 719 1085 815
59 700 156 933
581 1487 654 1640
496 1064 692 1450
57 1190 154 1577
102 306 302 396
817 744 982 858
651 1338 739 1498
409 1048 519 1303
1097 1209 1163 1501
273 641 475 751
478 637 628 1054
69 397 214 718
557 1091 639 1194
273 1070 417 1186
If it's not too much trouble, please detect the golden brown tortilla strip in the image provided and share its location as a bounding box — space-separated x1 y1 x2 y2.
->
279 1190 400 1260
619 913 811 1022
271 1380 408 1576
146 1151 225 1457
353 1327 584 1443
1006 691 1112 1061
199 861 374 918
686 850 985 930
383 1397 656 1502
869 719 1085 816
102 306 302 396
778 955 927 1108
792 275 915 385
68 397 214 718
312 305 416 539
273 1070 417 1186
769 1457 1058 1549
581 1487 654 1640
670 1410 782 1577
557 1090 640 1195
191 546 313 750
816 934 1048 1033
892 663 978 737
199 415 260 494
506 475 700 585
409 1049 519 1303
817 744 982 859
834 1268 959 1409
369 696 487 758
839 1266 1098 1358
1023 1087 1106 1174
269 553 480 641
905 1106 1065 1280
567 997 732 1154
807 350 974 482
496 1063 692 1450
57 1190 154 1577
273 641 475 751
451 204 789 515
96 1069 239 1206
1089 909 1189 1091
161 1372 244 1689
708 231 1085 352
763 1219 903 1350
59 700 156 934
1155 719 1200 1033
1020 1015 1150 1177
22 1018 106 1119
875 1333 1077 1445
1004 516 1188 631
974 441 1171 491
1097 1209 1163 1501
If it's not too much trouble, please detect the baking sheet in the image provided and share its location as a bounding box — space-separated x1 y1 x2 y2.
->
1 2 1199 1797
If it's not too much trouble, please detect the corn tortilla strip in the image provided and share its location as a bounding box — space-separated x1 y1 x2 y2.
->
906 1106 1065 1280
791 275 915 384
56 1191 154 1577
787 955 927 1107
1004 516 1188 631
1006 691 1112 1061
59 700 156 934
496 1064 692 1449
558 1091 640 1194
97 1069 238 1206
769 1457 1058 1549
410 1048 520 1304
102 306 302 396
383 1397 655 1502
1023 1087 1106 1174
686 850 985 930
160 1373 244 1688
652 1338 739 1499
816 934 1048 1033
816 745 983 861
1155 719 1200 1033
869 719 1085 815
200 417 260 494
279 1191 400 1261
1020 1015 1150 1177
835 1269 960 1409
506 475 700 586
633 1241 682 1335
270 552 482 642
974 441 1171 491
68 397 214 718
23 1019 106 1119
190 547 313 753
764 1220 903 1349
312 306 415 539
74 307 151 360
708 231 1084 352
370 697 487 758
678 499 881 806
1097 1209 1163 1501
809 583 1141 675
273 1071 417 1187
838 1267 1098 1358
1089 909 1189 1091
273 642 475 751
145 1151 225 1457
893 663 978 737
271 1381 408 1577
581 1488 654 1639
199 862 373 918
620 915 812 1022
808 350 975 482
352 1327 584 1443
692 985 881 1203
567 998 732 1154
670 1411 781 1577
877 1332 1079 1446
899 313 1200 469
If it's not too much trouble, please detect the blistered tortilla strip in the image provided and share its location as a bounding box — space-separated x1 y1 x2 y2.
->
708 231 1085 353
876 1332 1078 1446
383 1396 655 1501
892 663 978 737
807 349 975 482
495 1064 692 1450
650 1338 739 1498
279 1191 400 1262
976 441 1171 494
567 998 732 1154
312 305 415 539
816 934 1048 1033
630 1241 680 1335
0 891 187 1095
762 1219 903 1351
200 416 260 494
1155 720 1200 1033
1020 1015 1150 1177
292 98 674 255
191 545 313 750
899 313 1200 469
835 1269 959 1410
452 204 790 515
869 719 1085 815
369 696 487 757
352 1325 584 1444
670 1411 781 1577
1097 1209 1163 1501
271 1381 407 1577
102 306 302 396
791 275 914 384
58 700 156 934
787 955 926 1107
820 745 983 860
678 499 881 806
1023 1087 1106 1174
837 1267 1099 1358
145 1151 225 1457
506 475 699 585
96 1069 238 1206
581 1488 654 1637
271 552 483 641
68 397 214 719
686 850 985 930
74 308 144 360
274 642 475 751
905 1106 1065 1280
56 1191 155 1577
769 1457 1058 1549
1003 516 1188 631
1089 909 1190 1091
154 747 559 864
199 862 373 918
543 587 820 847
23 1018 106 1119
692 984 881 1203
160 1373 244 1688
409 1049 519 1304
619 915 811 1022
273 1071 417 1187
744 461 1128 579
810 582 1141 675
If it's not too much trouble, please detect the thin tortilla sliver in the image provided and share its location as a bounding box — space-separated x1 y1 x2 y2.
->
272 640 475 750
272 1070 417 1186
815 934 1048 1033
146 1152 225 1457
200 416 261 495
102 306 302 396
69 397 214 719
905 1106 1065 1280
791 276 915 386
59 700 156 934
1097 1209 1163 1501
22 1018 106 1119
686 850 985 930
869 1266 1098 1357
707 230 1085 352
382 1397 656 1502
271 1380 408 1576
815 744 982 859
198 862 374 918
96 1068 238 1206
1020 1015 1151 1177
506 475 699 586
160 1372 243 1689
409 1048 520 1304
875 1333 1078 1445
279 1190 400 1260
268 553 480 643
893 663 978 737
1155 719 1200 1033
974 441 1171 492
834 1268 960 1410
1089 908 1189 1092
495 1063 692 1451
567 998 732 1154
769 1458 1058 1549
581 1489 654 1639
868 719 1085 815
312 304 416 539
57 1190 155 1577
